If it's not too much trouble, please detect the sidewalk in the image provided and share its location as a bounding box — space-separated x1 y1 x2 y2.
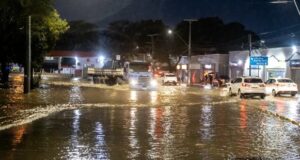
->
255 97 300 126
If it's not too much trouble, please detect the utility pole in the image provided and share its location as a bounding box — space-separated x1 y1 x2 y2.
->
249 34 252 77
24 16 31 94
147 34 159 60
184 19 197 85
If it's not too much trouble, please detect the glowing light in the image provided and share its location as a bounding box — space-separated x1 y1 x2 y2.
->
176 65 180 70
238 60 243 65
204 64 212 69
168 29 173 35
270 0 291 4
182 65 187 70
98 56 105 64
130 79 137 86
292 45 298 53
150 79 158 87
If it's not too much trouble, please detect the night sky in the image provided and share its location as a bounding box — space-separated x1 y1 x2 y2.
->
55 0 300 33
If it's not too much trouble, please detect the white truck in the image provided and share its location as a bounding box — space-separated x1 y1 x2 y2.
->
125 62 158 90
86 61 157 90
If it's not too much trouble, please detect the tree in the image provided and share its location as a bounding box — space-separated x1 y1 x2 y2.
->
173 17 260 55
0 0 69 83
55 21 101 51
101 20 168 61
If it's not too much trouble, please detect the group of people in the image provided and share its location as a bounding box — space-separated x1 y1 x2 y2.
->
204 73 225 87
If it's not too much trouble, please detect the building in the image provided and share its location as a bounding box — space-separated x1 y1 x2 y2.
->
177 54 229 84
44 51 105 76
229 46 300 88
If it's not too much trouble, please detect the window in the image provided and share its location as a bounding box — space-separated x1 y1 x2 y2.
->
234 78 242 83
244 78 263 83
278 79 293 83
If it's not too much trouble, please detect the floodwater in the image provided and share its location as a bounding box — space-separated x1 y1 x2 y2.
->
0 74 300 159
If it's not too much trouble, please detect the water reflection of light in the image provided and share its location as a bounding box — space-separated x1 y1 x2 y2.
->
147 107 165 159
94 122 109 159
275 101 285 114
240 100 248 129
68 109 81 159
128 108 139 159
12 125 27 148
130 91 137 102
69 86 83 103
201 105 212 140
150 91 158 104
287 100 298 120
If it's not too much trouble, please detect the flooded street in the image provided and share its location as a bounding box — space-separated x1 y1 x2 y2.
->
0 74 300 159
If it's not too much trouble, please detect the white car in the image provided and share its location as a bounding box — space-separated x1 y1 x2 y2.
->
228 77 266 99
265 78 298 97
162 73 178 85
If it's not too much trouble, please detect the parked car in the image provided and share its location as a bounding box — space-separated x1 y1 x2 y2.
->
228 77 266 99
162 73 178 85
265 78 298 97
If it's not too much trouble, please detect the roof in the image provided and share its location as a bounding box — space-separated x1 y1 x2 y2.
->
48 50 99 58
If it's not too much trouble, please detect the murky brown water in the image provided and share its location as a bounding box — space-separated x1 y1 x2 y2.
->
0 104 300 159
1 74 300 159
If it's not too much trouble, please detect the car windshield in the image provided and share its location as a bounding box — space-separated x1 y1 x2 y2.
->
278 79 293 83
166 74 176 77
244 78 263 83
129 63 150 72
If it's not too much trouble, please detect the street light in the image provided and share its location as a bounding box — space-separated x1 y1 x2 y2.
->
167 29 189 47
167 19 197 85
270 0 300 16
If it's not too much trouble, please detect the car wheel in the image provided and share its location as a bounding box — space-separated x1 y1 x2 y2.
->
261 94 266 99
228 88 233 96
272 90 277 97
238 90 244 99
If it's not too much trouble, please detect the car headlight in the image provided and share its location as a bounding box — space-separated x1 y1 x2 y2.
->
130 79 137 86
150 79 158 87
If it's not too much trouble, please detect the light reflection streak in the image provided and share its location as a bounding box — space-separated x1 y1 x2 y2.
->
287 100 298 120
94 122 109 159
239 100 248 129
130 91 137 103
150 91 158 105
69 86 83 103
68 109 81 159
128 108 139 159
201 105 212 140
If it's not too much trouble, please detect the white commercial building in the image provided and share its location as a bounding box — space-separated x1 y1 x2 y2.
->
177 54 229 84
229 46 300 88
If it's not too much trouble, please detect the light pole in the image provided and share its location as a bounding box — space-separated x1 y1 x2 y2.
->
184 19 197 85
24 15 32 94
147 34 159 60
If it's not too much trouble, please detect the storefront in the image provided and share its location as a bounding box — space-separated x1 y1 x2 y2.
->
190 54 229 84
229 46 300 89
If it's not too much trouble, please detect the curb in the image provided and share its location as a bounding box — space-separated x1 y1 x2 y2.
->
254 106 300 127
